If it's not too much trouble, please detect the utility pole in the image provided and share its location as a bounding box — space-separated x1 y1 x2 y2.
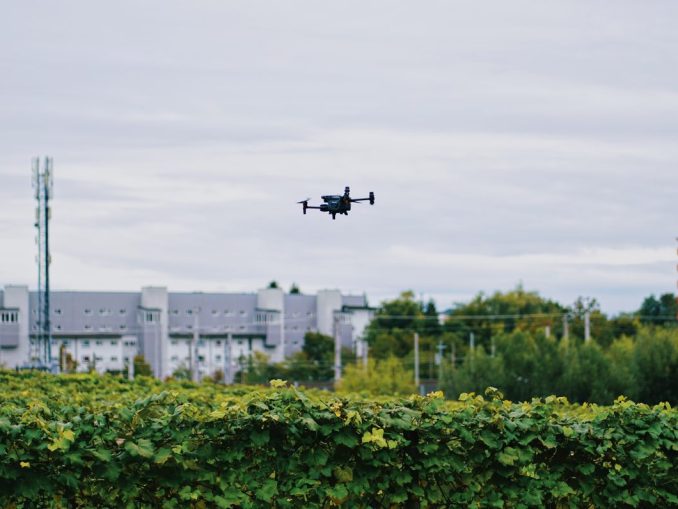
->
32 157 53 369
436 340 446 382
545 325 551 338
334 314 342 384
414 332 420 389
469 332 475 351
226 333 233 384
362 339 368 369
192 310 200 382
584 311 591 342
563 315 569 340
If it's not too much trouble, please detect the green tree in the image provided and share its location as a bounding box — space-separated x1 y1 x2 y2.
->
638 293 677 325
267 280 279 289
289 283 301 294
133 355 152 377
631 326 678 404
338 356 416 396
440 347 506 399
445 285 566 352
170 363 191 381
557 340 615 404
365 291 443 360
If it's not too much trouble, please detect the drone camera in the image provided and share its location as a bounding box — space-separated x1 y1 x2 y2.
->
369 191 375 205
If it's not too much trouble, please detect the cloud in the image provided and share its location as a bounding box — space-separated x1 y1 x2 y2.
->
1 1 677 313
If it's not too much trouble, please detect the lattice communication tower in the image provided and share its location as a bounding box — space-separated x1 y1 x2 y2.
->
31 157 53 368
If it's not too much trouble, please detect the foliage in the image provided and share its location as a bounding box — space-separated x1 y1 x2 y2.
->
441 326 678 405
337 356 416 396
267 280 279 289
638 293 677 325
444 285 566 351
0 373 676 508
170 362 191 381
133 355 152 377
289 283 301 295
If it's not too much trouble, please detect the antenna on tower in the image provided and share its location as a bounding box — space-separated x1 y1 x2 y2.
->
32 157 54 370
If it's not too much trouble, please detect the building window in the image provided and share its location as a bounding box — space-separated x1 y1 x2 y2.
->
198 340 205 347
186 309 193 315
84 325 92 330
211 310 219 316
111 356 118 362
99 309 109 316
215 355 222 361
197 355 205 363
171 355 179 361
62 340 69 347
1 312 18 323
216 340 222 346
82 340 90 347
240 310 247 316
96 340 103 346
82 356 90 362
119 309 126 315
145 312 155 323
120 325 127 330
84 309 92 315
55 325 62 330
171 340 178 346
110 340 118 346
54 308 62 315
171 309 179 315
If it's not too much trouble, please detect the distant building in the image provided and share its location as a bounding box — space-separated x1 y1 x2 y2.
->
0 285 374 380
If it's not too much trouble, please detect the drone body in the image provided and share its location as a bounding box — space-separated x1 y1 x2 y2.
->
298 187 375 220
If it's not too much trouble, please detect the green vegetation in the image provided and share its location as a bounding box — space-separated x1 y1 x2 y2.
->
361 288 678 405
1 373 676 507
338 357 415 396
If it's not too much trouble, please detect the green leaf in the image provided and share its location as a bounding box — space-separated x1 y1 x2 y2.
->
124 439 155 458
255 479 278 502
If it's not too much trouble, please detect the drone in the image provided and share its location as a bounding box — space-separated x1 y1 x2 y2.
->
298 186 375 220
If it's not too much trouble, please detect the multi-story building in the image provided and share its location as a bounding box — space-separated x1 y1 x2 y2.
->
0 285 374 380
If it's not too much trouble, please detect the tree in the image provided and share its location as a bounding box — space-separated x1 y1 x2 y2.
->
338 356 416 396
289 283 301 295
133 355 152 377
267 281 279 289
445 286 566 352
557 340 615 404
638 293 677 325
170 363 191 381
631 326 678 404
440 347 506 399
365 291 442 360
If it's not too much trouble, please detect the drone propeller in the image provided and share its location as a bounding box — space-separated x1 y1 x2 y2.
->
297 198 311 204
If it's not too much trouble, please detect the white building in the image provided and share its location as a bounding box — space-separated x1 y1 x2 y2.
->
0 285 374 381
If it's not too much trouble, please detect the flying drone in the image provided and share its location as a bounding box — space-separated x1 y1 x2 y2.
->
298 187 375 220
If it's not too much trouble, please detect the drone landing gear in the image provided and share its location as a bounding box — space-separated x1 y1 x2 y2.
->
332 213 336 220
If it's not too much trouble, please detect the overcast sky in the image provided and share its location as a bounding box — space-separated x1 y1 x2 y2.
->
1 1 677 313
